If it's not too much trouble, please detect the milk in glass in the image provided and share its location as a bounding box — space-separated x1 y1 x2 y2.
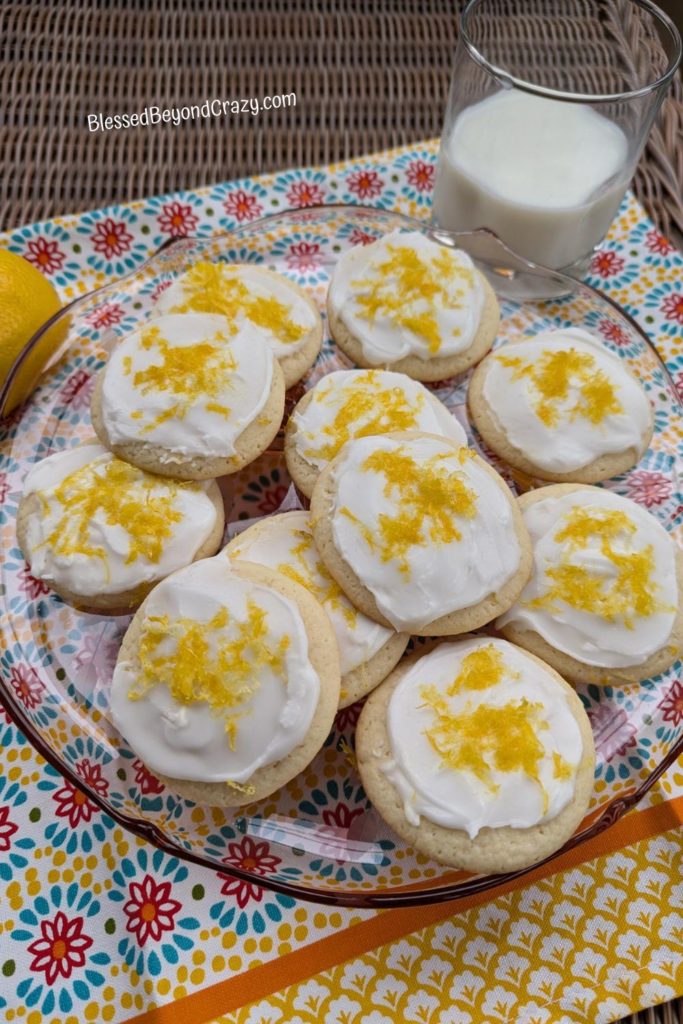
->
432 90 629 269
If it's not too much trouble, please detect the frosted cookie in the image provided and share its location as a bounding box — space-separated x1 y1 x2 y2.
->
16 442 224 610
468 328 653 482
356 636 595 873
110 557 340 805
497 484 682 685
225 511 408 707
327 230 499 382
285 368 468 498
310 431 532 635
155 261 323 388
91 312 285 480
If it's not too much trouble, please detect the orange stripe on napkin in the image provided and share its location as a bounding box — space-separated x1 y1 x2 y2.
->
125 794 683 1024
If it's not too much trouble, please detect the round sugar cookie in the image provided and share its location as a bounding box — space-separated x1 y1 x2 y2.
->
110 557 340 806
16 442 225 611
225 511 409 707
327 230 499 382
310 431 532 636
155 261 323 388
356 636 596 873
91 312 285 480
496 484 683 685
468 328 654 483
284 368 468 498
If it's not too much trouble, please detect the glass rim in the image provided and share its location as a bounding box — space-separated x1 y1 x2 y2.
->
460 0 682 103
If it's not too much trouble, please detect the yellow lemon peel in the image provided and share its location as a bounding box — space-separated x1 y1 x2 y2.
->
340 446 477 574
233 527 359 629
224 779 256 796
171 261 306 345
496 346 622 427
420 686 549 807
553 752 573 781
39 456 192 575
127 323 237 432
352 244 472 353
129 600 290 747
529 505 666 626
303 371 427 463
445 644 513 696
278 529 359 628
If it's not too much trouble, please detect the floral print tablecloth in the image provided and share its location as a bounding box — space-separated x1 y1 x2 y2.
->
1 140 682 1024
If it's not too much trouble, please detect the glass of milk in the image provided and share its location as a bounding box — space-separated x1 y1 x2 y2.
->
432 0 681 280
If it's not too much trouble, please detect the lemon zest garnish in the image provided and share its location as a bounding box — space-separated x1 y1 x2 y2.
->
553 752 573 781
224 779 256 795
233 527 359 628
445 644 512 696
303 371 426 463
126 324 236 432
343 446 477 574
205 402 231 416
39 457 192 577
420 687 549 807
497 346 622 426
128 600 290 745
282 530 360 628
338 737 357 771
171 261 306 345
352 244 473 354
554 507 635 549
528 505 667 626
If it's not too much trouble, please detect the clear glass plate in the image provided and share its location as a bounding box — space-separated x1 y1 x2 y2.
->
1 205 681 907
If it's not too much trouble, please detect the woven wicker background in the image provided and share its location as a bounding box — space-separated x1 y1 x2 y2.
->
1 3 682 1022
1 0 682 244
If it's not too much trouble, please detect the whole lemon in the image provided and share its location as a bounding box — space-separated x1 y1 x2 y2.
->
0 249 69 415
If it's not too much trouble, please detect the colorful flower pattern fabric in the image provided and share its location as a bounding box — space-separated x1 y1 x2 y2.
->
1 139 682 1024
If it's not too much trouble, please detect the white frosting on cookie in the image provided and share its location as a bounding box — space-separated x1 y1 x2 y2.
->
100 313 273 460
228 511 394 676
481 329 651 473
382 637 584 838
156 262 317 357
497 488 678 668
330 434 521 631
328 230 484 364
291 369 467 471
110 557 321 783
22 443 219 598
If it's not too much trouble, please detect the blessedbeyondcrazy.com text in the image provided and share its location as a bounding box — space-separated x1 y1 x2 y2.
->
87 92 297 132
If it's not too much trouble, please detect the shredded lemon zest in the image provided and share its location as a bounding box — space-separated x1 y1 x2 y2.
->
422 687 547 788
421 687 550 810
529 505 667 626
224 779 256 795
303 371 427 463
496 346 623 426
39 456 192 576
341 446 477 574
351 244 473 353
553 752 573 781
445 644 512 696
337 737 357 771
170 261 306 344
233 528 359 628
127 323 237 432
128 600 290 745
